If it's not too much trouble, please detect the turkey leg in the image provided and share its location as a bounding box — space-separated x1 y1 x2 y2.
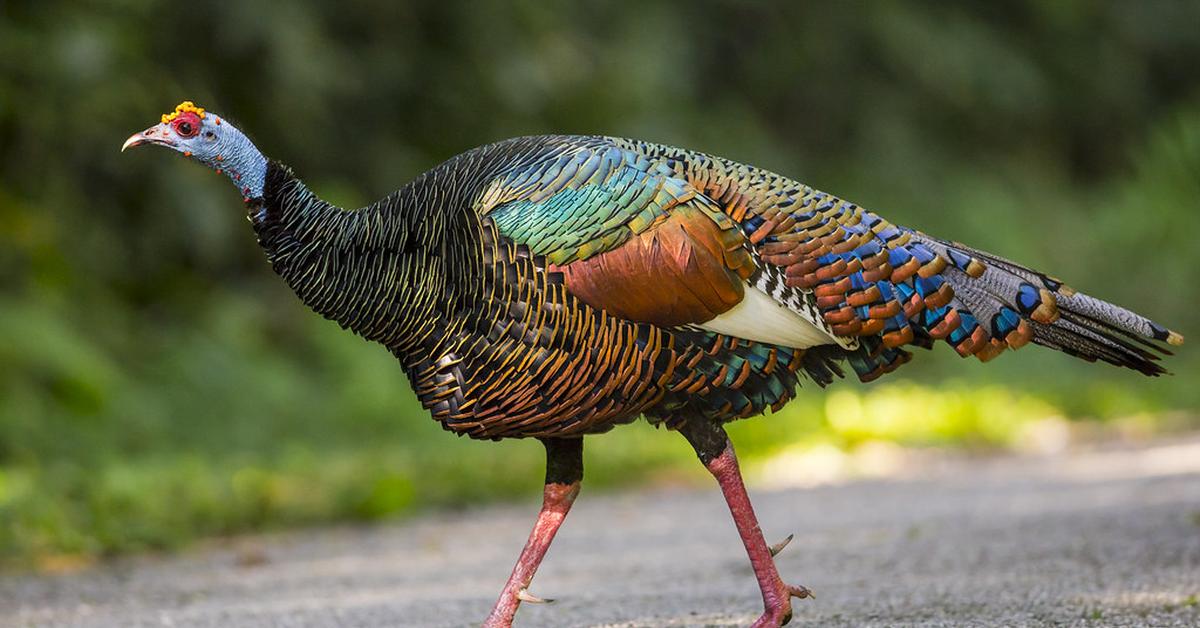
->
679 420 811 628
483 437 583 627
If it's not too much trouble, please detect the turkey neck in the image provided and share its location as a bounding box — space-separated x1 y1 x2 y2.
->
246 160 478 361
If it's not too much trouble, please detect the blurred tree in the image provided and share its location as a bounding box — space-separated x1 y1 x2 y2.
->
1 0 1197 564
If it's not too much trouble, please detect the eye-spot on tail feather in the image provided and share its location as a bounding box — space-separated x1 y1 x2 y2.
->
746 216 1180 379
925 235 1181 376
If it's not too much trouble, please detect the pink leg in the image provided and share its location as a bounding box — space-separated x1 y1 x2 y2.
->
706 442 811 627
682 422 810 627
483 438 583 628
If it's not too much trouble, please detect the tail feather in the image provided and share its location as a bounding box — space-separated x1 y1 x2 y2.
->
1033 313 1165 375
1055 307 1176 356
919 234 1181 376
1054 291 1183 347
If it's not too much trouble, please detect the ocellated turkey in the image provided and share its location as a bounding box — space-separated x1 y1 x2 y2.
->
124 102 1183 627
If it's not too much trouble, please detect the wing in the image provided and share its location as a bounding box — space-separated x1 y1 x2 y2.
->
480 135 1180 382
478 137 844 350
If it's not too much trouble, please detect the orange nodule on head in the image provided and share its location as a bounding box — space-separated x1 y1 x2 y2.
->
161 101 207 124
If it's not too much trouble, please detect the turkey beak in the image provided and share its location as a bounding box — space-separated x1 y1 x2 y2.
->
121 124 177 152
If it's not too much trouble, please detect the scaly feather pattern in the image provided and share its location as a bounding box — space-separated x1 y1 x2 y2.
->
247 134 1180 440
134 105 1183 627
251 146 823 439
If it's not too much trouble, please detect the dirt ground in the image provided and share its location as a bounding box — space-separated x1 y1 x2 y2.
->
4 436 1200 627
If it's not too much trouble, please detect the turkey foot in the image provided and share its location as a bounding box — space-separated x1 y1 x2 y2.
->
679 420 813 627
482 438 582 628
750 580 812 628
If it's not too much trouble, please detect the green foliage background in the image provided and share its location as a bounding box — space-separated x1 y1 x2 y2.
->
1 1 1198 567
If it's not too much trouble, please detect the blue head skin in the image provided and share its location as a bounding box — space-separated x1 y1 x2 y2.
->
122 101 267 200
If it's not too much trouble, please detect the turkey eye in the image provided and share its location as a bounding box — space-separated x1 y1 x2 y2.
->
176 121 196 137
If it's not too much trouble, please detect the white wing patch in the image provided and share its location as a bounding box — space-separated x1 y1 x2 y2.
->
695 284 842 349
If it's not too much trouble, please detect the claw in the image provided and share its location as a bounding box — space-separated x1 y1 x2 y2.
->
768 533 794 557
516 588 554 604
787 584 813 600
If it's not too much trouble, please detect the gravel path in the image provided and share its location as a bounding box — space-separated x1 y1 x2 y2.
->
4 437 1200 627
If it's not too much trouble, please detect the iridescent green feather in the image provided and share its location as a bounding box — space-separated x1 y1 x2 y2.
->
487 145 695 265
